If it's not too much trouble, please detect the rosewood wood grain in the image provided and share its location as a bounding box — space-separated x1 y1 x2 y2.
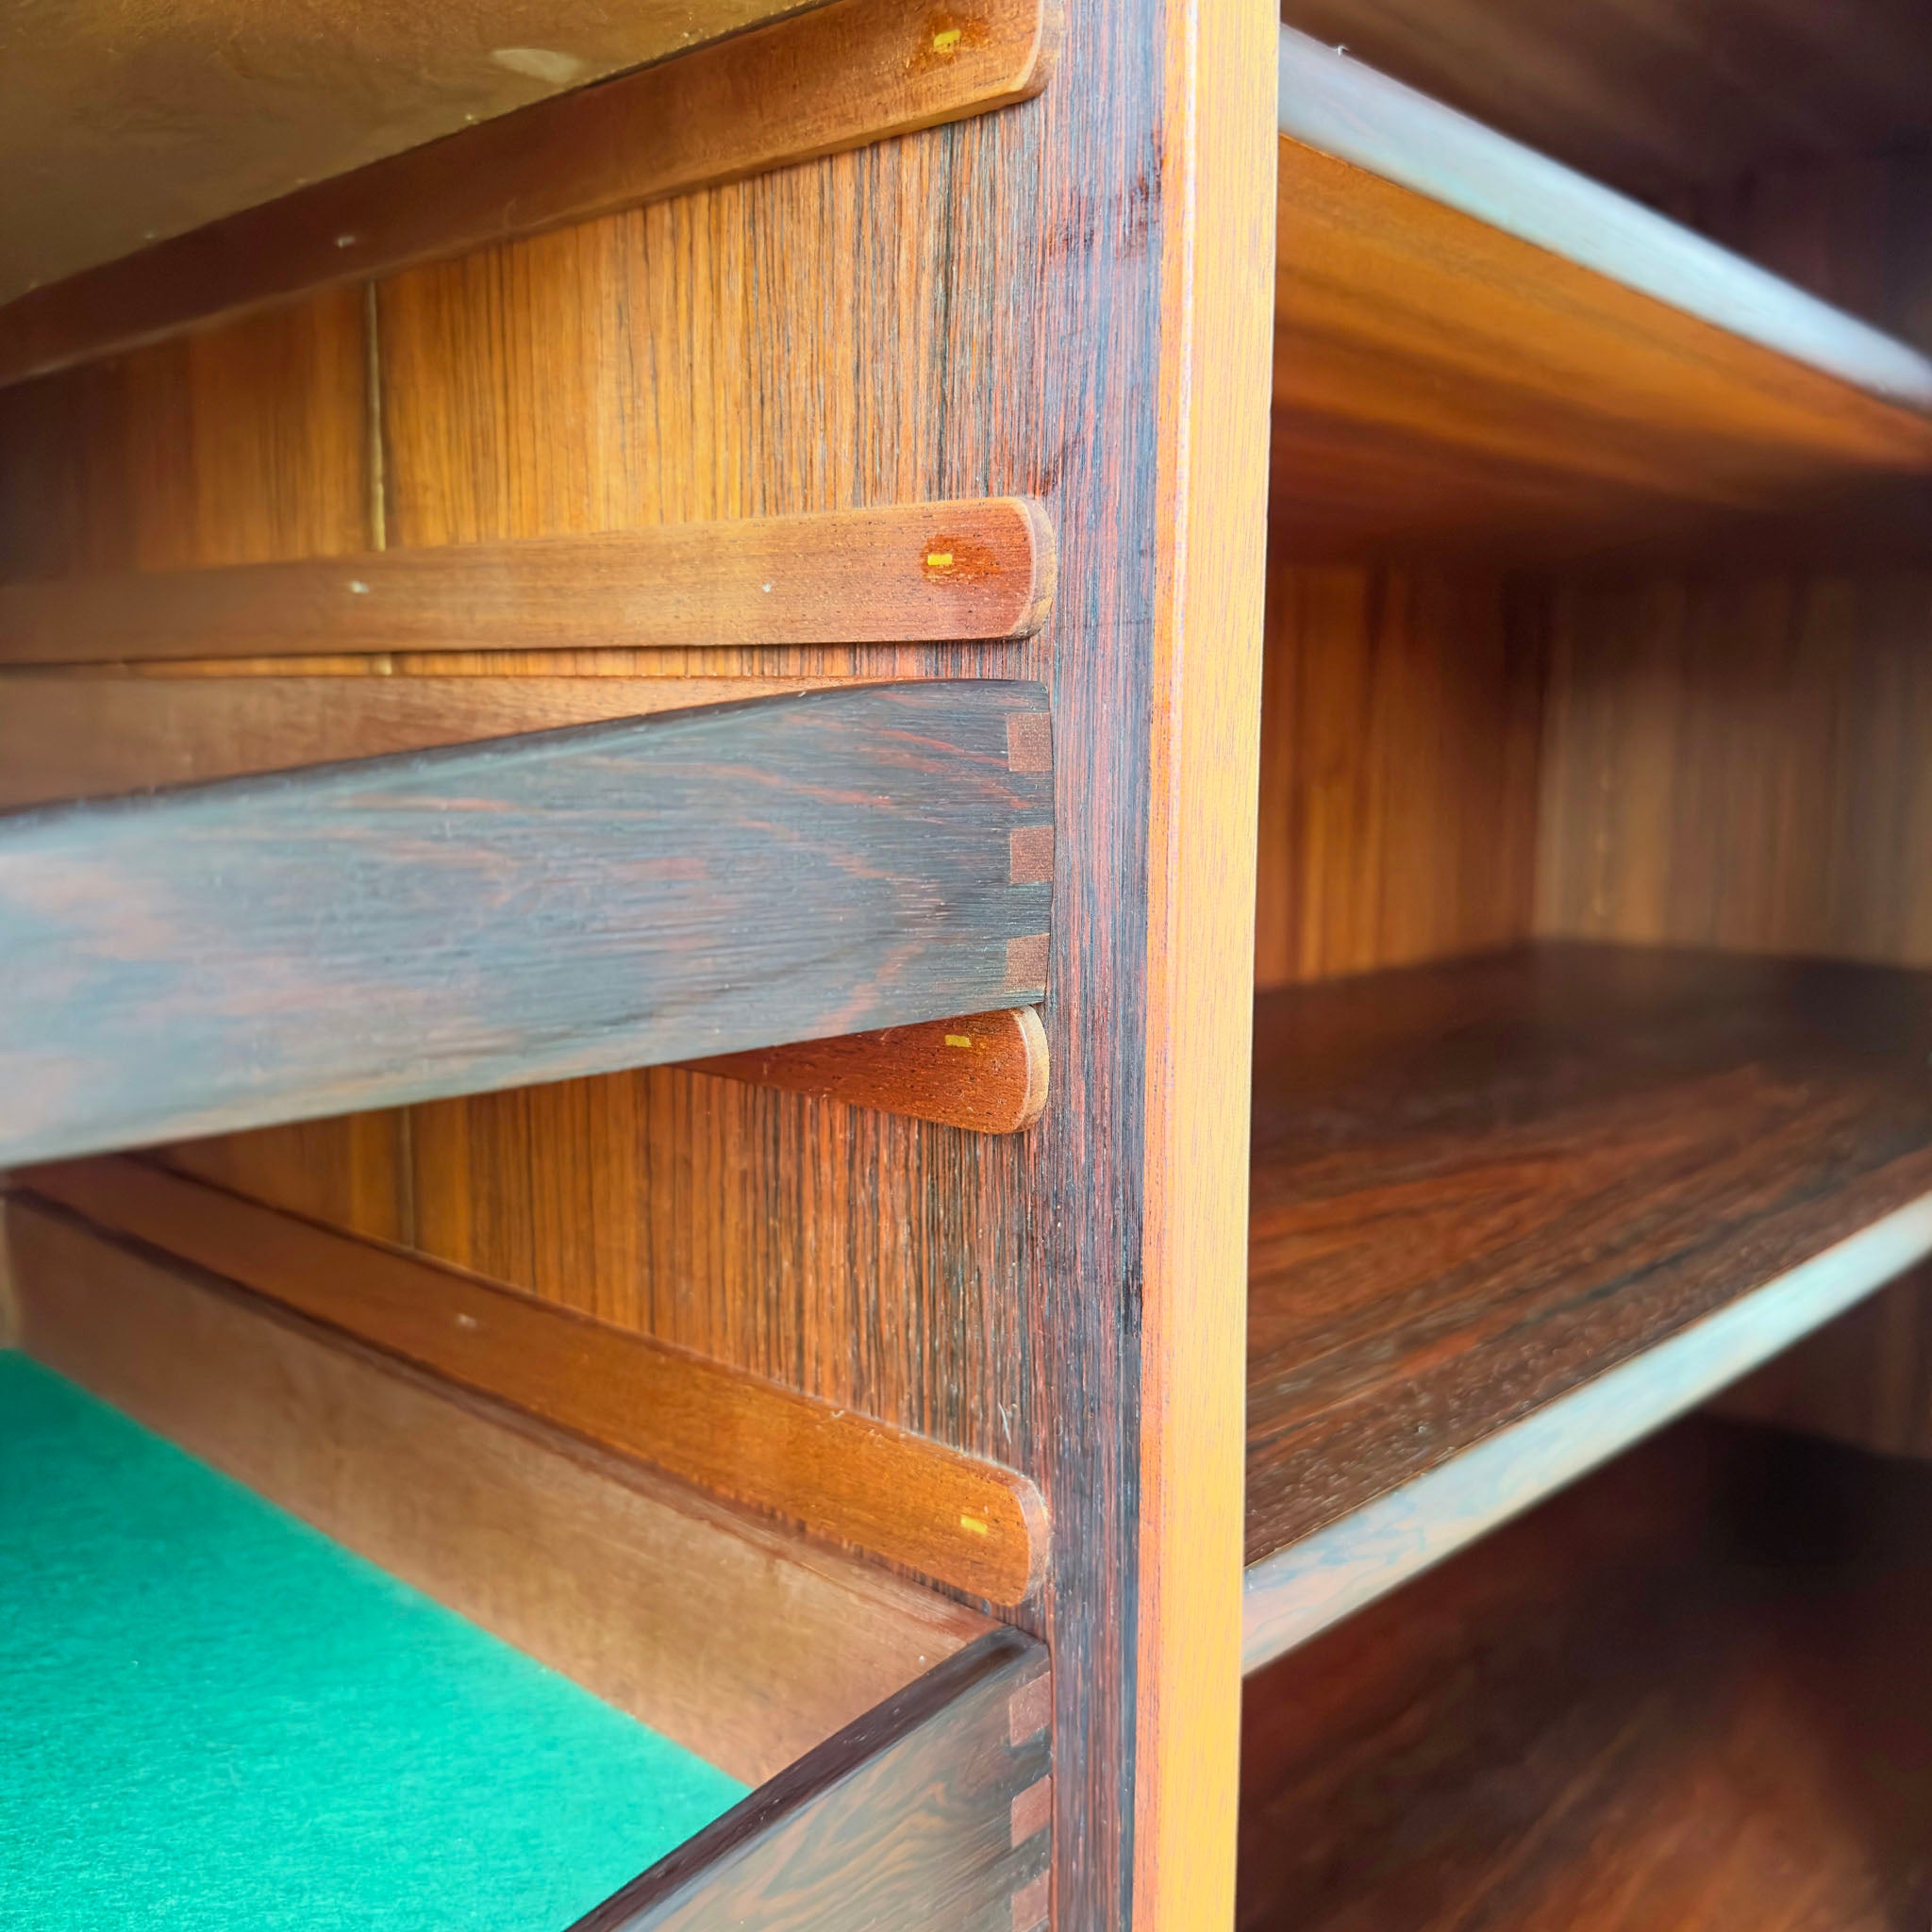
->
575 1629 1052 1932
1272 30 1932 557
24 1156 1048 1604
0 1 1259 1922
0 681 1054 1165
688 1007 1050 1135
1242 1189 1932 1672
0 295 400 1250
5 1196 992 1786
1244 944 1932 1590
0 500 1055 667
0 0 1060 388
1531 149 1932 1467
0 675 828 810
361 7 1187 1918
1240 1421 1932 1931
158 1111 416 1247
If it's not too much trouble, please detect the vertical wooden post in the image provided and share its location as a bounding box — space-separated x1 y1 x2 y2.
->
1137 0 1275 1926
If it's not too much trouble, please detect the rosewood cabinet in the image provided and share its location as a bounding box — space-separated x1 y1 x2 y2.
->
5 2 1932 1927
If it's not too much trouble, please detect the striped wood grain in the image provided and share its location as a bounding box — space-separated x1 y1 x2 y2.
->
0 681 1053 1165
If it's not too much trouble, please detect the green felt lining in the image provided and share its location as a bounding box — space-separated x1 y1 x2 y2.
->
0 1352 746 1931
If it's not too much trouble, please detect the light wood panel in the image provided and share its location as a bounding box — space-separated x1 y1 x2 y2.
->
0 0 828 304
1273 29 1932 558
0 0 1058 388
1244 944 1932 1663
0 683 1053 1166
25 1158 1048 1604
0 292 373 585
1276 0 1932 212
0 500 1054 667
1255 562 1541 989
7 1196 991 1788
1535 572 1932 967
160 1114 416 1247
1131 0 1275 1923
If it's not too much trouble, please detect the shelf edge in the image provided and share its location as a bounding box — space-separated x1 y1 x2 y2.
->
1276 24 1932 418
1242 1188 1932 1674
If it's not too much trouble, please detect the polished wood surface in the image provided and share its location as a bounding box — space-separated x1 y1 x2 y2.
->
1246 944 1932 1574
365 9 1198 1916
0 0 1058 388
1279 27 1932 409
1536 572 1932 968
690 1007 1051 1136
0 500 1054 666
1255 563 1540 989
1528 145 1932 1467
1242 1181 1932 1672
577 1629 1051 1932
0 0 827 304
1240 1420 1932 1930
1277 0 1932 211
0 675 827 809
0 682 1053 1165
0 0 1269 1918
1273 31 1932 556
23 1158 1049 1605
7 1197 992 1787
1131 0 1275 1925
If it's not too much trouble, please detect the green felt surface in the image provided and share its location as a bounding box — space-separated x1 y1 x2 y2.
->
0 1352 746 1931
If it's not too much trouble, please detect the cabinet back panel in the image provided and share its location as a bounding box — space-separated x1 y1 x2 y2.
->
1535 572 1932 967
1256 561 1542 990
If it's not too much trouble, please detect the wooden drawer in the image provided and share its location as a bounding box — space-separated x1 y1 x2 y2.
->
0 1196 1052 1931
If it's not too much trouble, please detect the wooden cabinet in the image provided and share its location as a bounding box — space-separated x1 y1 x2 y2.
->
5 2 1931 1927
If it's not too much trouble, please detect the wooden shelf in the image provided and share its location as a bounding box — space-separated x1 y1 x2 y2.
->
1274 25 1932 557
1241 1417 1932 1931
0 681 1053 1166
1243 943 1932 1670
0 0 1057 389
